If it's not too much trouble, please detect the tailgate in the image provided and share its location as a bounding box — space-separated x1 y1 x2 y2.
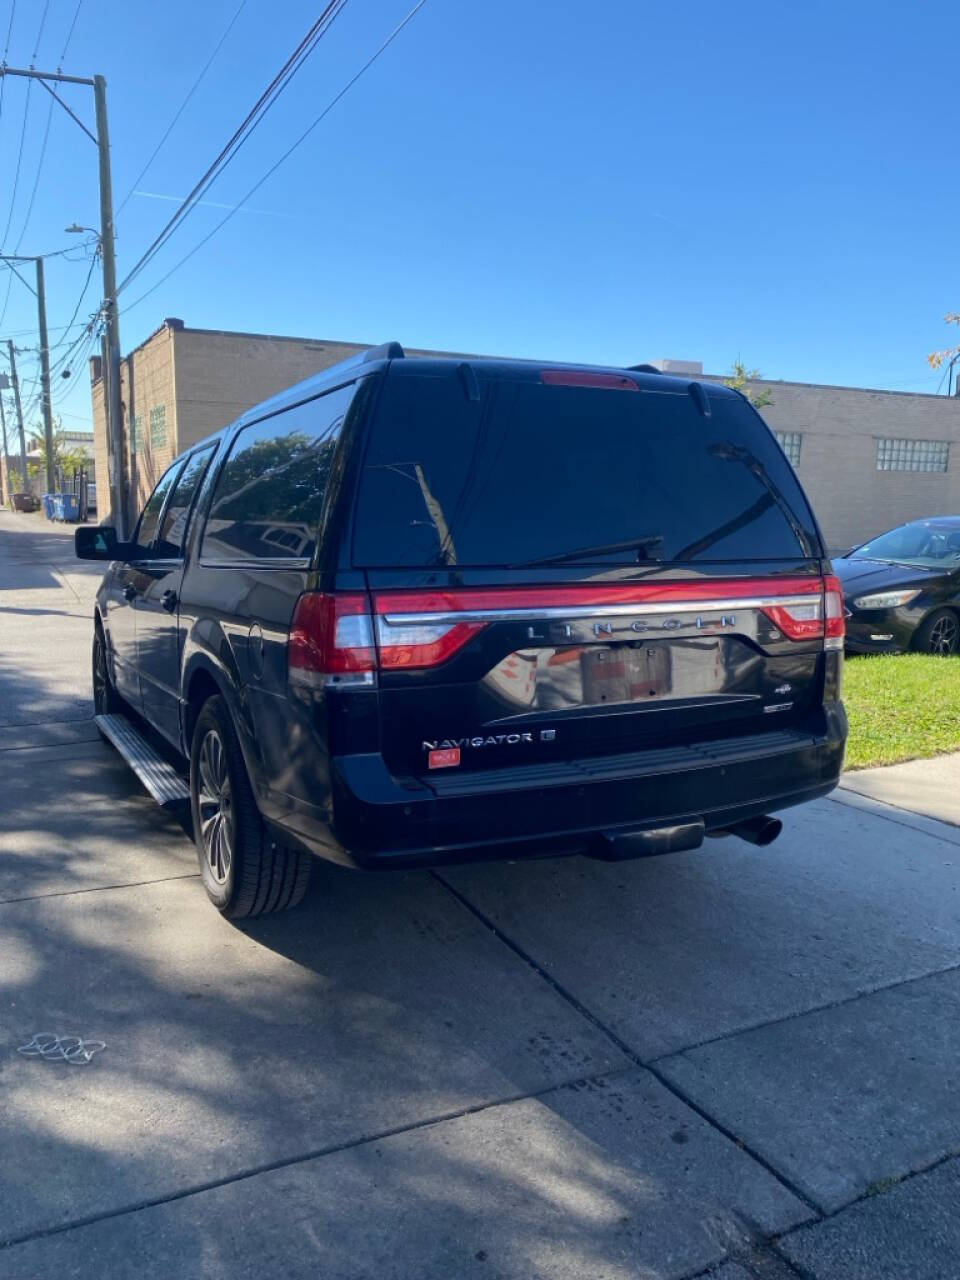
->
371 578 826 778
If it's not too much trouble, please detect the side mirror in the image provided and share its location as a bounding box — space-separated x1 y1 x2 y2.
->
75 525 124 560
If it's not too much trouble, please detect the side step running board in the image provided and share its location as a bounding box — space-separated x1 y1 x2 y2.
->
95 713 190 808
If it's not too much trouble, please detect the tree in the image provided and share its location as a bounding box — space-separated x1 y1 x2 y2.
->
28 419 92 487
927 313 960 383
724 360 774 408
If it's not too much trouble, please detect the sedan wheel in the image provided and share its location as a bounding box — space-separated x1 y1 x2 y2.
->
916 609 960 657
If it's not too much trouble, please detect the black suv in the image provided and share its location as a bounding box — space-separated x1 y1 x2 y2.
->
77 344 847 917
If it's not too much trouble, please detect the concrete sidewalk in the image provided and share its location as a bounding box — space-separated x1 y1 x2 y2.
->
3 510 960 1279
840 753 960 828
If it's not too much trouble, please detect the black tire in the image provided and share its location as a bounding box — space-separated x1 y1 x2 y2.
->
189 695 311 918
92 622 123 716
913 609 959 657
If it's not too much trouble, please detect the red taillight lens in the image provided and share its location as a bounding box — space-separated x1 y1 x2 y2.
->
289 592 376 687
376 617 487 669
762 600 823 641
824 575 845 650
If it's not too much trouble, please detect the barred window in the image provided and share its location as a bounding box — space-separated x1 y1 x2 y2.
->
149 404 167 448
774 431 802 467
131 414 142 454
876 438 948 473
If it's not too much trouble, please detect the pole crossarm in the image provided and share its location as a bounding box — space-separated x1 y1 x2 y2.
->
33 76 98 144
0 67 96 86
0 257 39 296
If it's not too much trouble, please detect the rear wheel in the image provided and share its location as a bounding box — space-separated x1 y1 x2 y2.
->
189 695 311 917
92 623 122 715
914 609 959 657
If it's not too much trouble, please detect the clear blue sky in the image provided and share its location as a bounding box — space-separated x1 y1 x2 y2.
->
1 0 958 435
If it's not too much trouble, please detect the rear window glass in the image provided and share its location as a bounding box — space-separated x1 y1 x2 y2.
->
200 383 353 563
353 373 820 567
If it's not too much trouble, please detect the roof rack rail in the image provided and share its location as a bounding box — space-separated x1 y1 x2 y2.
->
363 341 405 363
627 363 661 374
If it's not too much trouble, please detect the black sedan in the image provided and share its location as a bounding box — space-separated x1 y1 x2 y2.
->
833 517 960 655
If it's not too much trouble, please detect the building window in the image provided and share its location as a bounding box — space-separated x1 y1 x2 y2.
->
131 414 142 454
774 431 802 467
876 438 949 473
149 405 167 448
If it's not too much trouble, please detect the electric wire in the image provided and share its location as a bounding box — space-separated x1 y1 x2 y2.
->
31 0 51 61
116 0 248 216
58 0 83 67
13 90 55 252
118 0 350 295
123 0 427 314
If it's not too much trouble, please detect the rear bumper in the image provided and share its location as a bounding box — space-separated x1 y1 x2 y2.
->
276 707 847 869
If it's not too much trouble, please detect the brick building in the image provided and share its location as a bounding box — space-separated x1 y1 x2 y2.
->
90 323 960 549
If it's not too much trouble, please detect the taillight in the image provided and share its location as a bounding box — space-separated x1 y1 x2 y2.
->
761 600 823 641
824 575 845 650
375 617 486 669
289 592 376 688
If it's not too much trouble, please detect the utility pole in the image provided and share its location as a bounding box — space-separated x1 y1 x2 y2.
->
7 341 28 491
35 257 56 494
93 75 126 536
0 388 10 504
0 66 127 534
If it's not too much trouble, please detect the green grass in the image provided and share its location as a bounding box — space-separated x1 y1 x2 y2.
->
844 654 960 769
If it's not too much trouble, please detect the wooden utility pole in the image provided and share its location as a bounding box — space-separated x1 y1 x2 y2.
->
0 66 127 533
7 341 29 490
35 257 56 494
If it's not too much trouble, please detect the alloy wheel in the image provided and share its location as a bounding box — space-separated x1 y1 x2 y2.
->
929 614 959 657
197 729 234 884
93 634 110 714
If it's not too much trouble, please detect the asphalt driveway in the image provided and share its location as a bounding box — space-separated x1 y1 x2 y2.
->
1 509 959 1280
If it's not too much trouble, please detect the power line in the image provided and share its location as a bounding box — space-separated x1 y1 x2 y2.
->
58 0 83 66
118 0 350 296
123 0 428 315
31 0 51 62
116 0 248 216
13 90 55 252
0 79 33 253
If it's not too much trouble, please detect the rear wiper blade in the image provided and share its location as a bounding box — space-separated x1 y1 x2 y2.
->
510 536 665 568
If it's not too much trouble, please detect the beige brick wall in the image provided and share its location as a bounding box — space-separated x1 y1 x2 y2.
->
171 331 370 452
732 379 960 549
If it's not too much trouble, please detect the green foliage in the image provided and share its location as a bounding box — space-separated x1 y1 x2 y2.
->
844 654 960 768
724 360 774 408
213 432 337 524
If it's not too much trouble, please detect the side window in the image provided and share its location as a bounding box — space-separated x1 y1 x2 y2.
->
200 383 353 563
133 461 183 554
155 446 217 559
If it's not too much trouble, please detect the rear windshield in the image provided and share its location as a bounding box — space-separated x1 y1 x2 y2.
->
353 372 821 567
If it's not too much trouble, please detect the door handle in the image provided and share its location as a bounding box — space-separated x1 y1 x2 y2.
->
161 589 178 614
123 583 137 601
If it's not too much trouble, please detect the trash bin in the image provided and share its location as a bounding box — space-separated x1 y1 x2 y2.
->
42 494 55 520
60 493 80 522
52 494 64 521
12 493 36 513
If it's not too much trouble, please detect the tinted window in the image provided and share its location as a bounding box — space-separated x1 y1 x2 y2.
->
200 384 353 563
155 446 216 558
133 462 183 554
353 374 821 567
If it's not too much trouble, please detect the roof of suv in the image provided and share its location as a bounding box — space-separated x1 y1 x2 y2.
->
193 342 745 451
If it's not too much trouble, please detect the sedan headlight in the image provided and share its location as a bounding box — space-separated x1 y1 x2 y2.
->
852 589 922 609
